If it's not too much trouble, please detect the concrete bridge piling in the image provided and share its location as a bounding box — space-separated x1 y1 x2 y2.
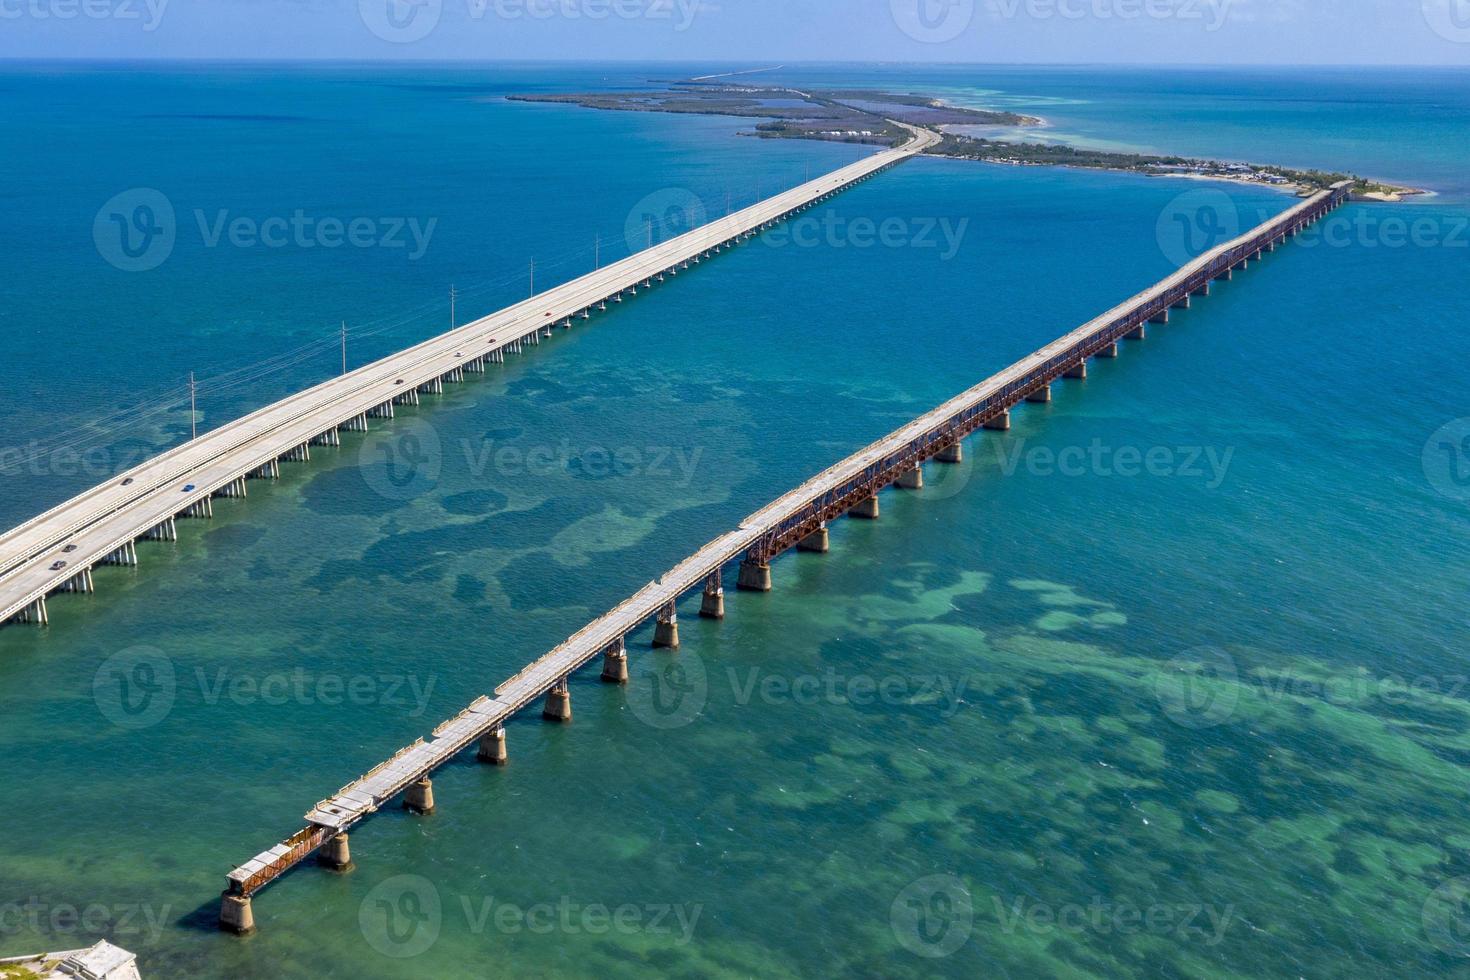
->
477 725 509 764
797 523 830 552
699 575 725 620
600 639 629 683
542 679 572 722
317 833 352 872
403 778 435 815
653 601 680 649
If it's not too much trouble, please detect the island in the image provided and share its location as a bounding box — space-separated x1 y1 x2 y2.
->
508 81 1423 201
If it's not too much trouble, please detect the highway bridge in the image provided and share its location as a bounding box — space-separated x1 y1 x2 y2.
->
218 180 1352 934
0 123 939 630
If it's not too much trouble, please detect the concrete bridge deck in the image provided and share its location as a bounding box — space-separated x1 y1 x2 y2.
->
219 180 1351 933
0 123 939 630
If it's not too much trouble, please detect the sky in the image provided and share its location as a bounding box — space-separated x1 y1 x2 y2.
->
1 0 1469 63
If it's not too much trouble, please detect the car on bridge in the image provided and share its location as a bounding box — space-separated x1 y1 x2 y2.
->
49 560 67 571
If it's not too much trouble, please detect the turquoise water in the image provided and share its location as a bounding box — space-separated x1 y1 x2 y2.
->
2 65 1470 978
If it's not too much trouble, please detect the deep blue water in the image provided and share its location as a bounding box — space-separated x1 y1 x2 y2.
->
2 63 1470 979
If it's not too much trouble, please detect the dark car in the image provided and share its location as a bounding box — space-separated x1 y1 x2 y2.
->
49 560 67 571
62 544 77 553
183 484 196 492
121 477 134 486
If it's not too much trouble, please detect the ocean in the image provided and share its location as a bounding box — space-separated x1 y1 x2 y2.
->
1 62 1468 978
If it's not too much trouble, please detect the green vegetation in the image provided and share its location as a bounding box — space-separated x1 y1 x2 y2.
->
931 133 1423 198
513 80 1422 199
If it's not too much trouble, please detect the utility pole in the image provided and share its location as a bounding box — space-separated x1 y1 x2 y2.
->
340 321 347 375
189 372 197 441
450 284 457 329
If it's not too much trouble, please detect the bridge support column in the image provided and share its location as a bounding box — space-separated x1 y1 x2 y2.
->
420 378 443 395
1064 361 1087 379
543 679 572 723
19 597 48 625
984 410 1011 431
850 495 880 519
318 833 352 872
1126 325 1147 340
219 893 254 935
147 517 177 541
653 601 679 649
936 441 963 464
797 524 830 553
1150 309 1169 324
1098 342 1119 358
1172 294 1191 309
737 560 771 592
1025 385 1052 404
1221 266 1233 280
601 639 629 683
477 726 508 764
404 778 435 815
699 575 725 619
310 429 339 448
61 568 94 593
1192 282 1211 297
897 466 923 490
